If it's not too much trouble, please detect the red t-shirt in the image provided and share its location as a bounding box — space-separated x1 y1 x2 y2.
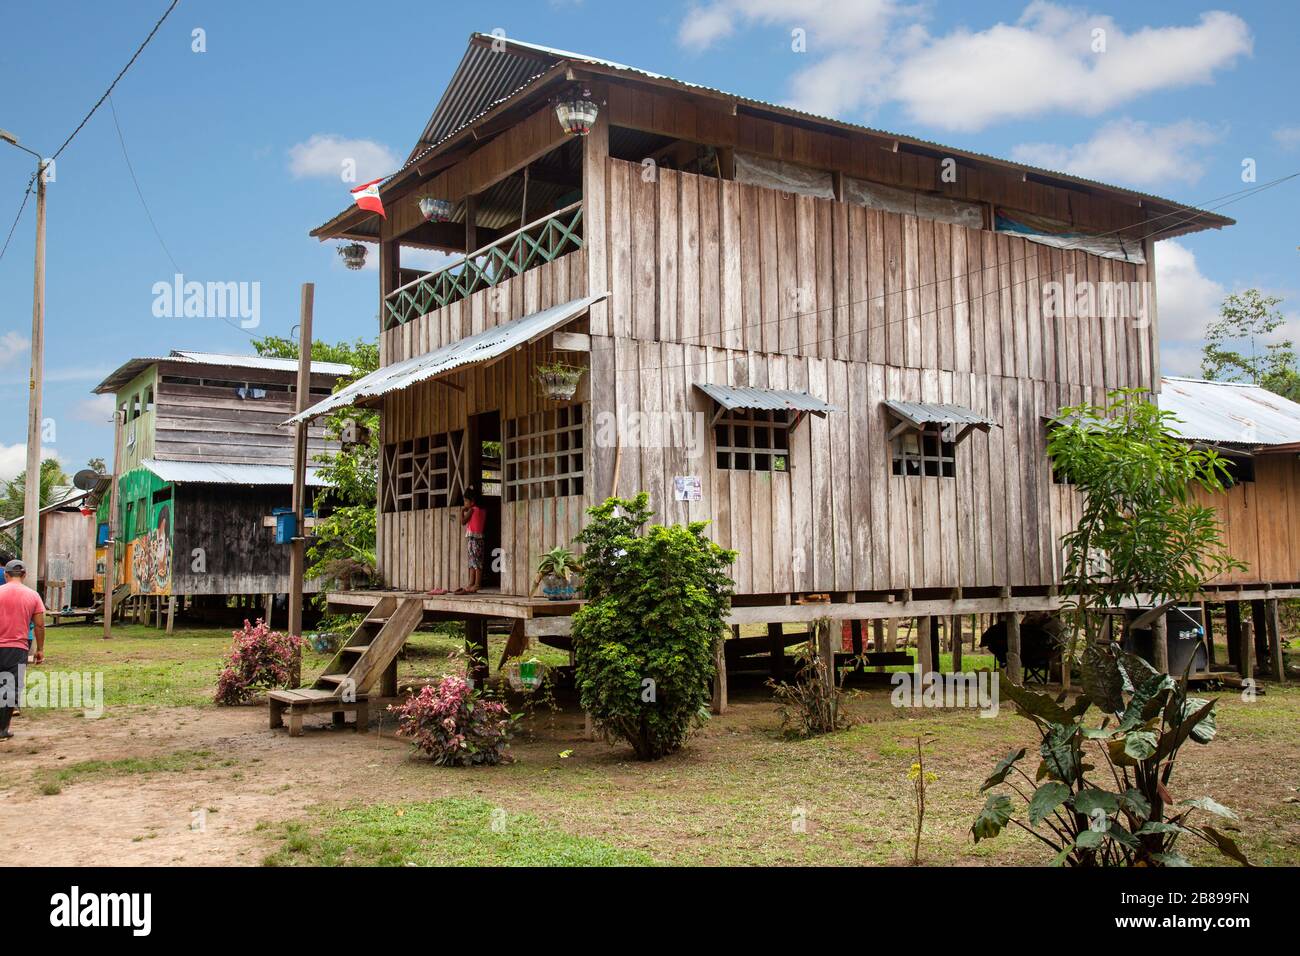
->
0 580 44 649
465 505 487 535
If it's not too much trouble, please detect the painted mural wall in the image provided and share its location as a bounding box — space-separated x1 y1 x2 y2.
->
95 466 174 596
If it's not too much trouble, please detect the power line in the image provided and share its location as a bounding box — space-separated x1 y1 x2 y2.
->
0 173 36 265
108 93 180 273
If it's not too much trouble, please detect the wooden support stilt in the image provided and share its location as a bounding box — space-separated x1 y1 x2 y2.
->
768 622 786 680
264 593 274 630
1006 612 1023 685
951 615 962 671
1152 611 1169 674
1201 602 1215 667
165 595 176 634
1226 601 1242 671
1266 598 1286 683
917 616 933 674
850 619 864 657
464 618 489 685
711 626 731 714
1240 619 1256 681
381 657 398 698
814 618 836 702
1251 600 1269 674
872 619 885 672
885 618 897 652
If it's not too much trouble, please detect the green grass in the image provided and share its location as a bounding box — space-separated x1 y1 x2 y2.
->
262 797 655 866
35 748 217 795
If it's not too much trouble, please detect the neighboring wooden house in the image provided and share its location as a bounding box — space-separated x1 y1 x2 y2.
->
0 486 98 609
91 350 349 626
287 34 1279 705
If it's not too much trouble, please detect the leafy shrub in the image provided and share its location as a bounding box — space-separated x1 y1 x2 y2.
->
388 676 515 766
214 619 304 705
971 646 1247 867
572 493 736 760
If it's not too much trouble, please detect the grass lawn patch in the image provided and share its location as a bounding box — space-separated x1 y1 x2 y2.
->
262 797 655 866
35 748 218 795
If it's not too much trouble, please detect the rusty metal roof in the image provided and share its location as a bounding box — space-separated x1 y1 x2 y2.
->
695 383 840 417
94 350 352 394
285 293 605 424
140 459 331 486
1159 376 1300 447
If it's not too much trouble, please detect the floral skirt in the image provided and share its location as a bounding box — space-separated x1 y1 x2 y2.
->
467 533 485 570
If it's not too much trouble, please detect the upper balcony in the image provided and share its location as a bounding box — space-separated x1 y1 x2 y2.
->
384 201 584 330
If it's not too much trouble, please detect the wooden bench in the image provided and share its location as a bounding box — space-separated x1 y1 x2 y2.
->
44 609 97 626
268 688 368 736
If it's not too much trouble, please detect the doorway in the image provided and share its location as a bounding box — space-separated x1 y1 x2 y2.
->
468 411 503 589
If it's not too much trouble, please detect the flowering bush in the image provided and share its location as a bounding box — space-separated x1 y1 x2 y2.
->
389 676 515 766
214 619 304 705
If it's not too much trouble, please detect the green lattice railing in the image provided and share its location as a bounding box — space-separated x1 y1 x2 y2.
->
384 201 583 329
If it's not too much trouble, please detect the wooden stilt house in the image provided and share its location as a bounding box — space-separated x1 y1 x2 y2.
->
285 34 1281 716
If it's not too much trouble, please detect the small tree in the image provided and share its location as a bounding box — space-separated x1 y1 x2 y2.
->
971 390 1249 866
572 494 736 760
1201 289 1299 401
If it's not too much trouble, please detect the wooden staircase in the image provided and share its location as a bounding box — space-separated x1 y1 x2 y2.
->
269 596 424 736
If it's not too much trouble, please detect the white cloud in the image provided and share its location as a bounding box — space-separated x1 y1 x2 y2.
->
1156 239 1225 376
1012 119 1220 187
0 443 58 484
677 2 1252 131
71 394 115 424
0 330 30 366
288 135 398 184
1273 126 1300 150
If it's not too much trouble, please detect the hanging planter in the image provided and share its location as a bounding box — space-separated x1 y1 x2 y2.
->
338 242 368 271
418 196 454 223
535 362 585 401
554 88 599 136
535 546 581 602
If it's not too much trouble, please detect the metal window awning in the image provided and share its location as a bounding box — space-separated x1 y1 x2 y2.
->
695 383 841 422
284 293 606 425
884 400 998 442
141 459 331 487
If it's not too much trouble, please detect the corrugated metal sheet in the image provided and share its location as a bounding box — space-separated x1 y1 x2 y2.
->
141 459 330 486
695 383 840 416
884 400 998 428
95 350 352 394
286 294 605 424
1159 376 1300 446
0 490 91 532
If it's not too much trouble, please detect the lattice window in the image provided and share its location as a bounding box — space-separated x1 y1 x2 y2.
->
381 430 465 513
504 405 585 501
714 409 791 472
891 427 955 478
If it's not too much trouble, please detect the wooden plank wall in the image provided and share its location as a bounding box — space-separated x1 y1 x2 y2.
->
598 158 1156 391
1192 454 1300 586
378 252 589 593
588 336 1102 594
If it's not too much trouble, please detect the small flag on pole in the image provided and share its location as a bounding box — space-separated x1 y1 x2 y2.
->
350 177 386 219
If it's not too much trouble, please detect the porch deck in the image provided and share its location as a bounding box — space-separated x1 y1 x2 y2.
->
326 587 581 622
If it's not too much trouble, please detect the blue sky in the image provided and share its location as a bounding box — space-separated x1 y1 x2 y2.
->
0 0 1296 477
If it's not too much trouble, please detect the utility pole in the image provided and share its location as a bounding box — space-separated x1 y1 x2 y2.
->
287 283 314 685
2 130 48 570
102 405 123 639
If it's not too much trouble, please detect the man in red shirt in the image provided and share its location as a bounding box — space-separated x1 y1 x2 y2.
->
0 558 45 739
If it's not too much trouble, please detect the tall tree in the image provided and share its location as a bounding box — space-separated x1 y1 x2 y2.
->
0 458 70 558
1200 289 1299 400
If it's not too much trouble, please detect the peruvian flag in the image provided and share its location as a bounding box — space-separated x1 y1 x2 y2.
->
350 177 386 219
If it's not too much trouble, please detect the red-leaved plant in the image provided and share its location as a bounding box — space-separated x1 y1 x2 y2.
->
388 675 516 766
214 619 304 705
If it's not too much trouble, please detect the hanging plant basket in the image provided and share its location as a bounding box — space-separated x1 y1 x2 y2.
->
338 242 368 271
554 89 599 136
535 363 585 401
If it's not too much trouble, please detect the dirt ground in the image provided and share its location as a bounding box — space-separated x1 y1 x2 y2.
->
4 679 1298 866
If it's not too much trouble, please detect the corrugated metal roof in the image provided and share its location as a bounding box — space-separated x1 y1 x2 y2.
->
94 350 352 394
0 490 92 532
884 400 998 429
286 294 605 424
695 383 840 416
314 33 1234 243
141 459 331 486
1159 376 1300 447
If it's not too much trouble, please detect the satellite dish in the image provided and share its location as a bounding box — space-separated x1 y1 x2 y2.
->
73 468 102 491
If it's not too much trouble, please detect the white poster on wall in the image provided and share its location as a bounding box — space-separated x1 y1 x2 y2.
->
673 476 703 502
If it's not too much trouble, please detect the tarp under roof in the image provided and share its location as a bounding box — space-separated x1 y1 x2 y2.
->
285 293 606 424
140 459 330 487
1159 376 1300 447
94 350 352 394
695 383 840 417
884 400 998 430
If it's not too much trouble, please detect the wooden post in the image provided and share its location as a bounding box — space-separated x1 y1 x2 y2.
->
951 615 962 671
1225 601 1242 671
886 618 897 652
1006 612 1023 685
814 618 836 700
917 616 933 674
582 85 609 335
1266 598 1286 683
1240 619 1255 681
263 593 274 631
1152 610 1169 674
464 192 478 254
1251 600 1269 673
767 622 786 680
1201 602 1215 668
872 619 885 672
930 616 942 673
101 404 124 639
711 626 732 714
165 595 176 634
287 282 313 687
20 167 46 580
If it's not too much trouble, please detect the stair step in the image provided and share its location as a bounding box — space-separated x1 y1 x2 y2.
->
318 674 349 684
362 617 389 627
342 644 371 655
